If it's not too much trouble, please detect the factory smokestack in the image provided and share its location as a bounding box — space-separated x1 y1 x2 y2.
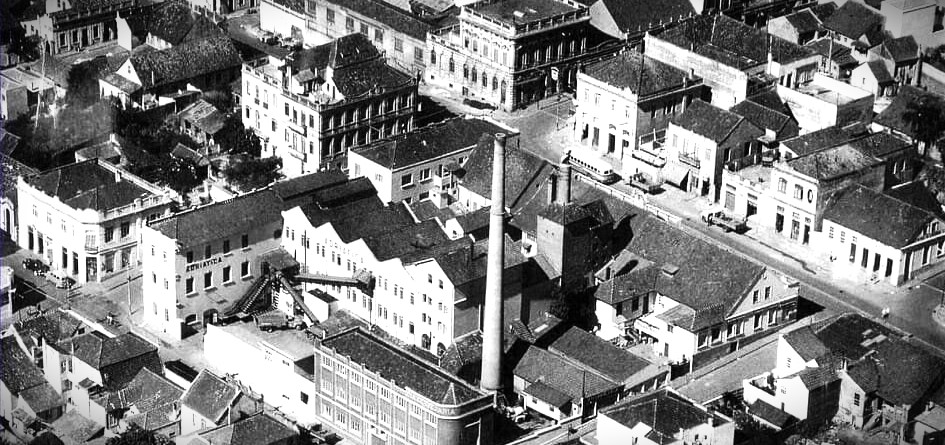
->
556 154 571 204
480 133 506 392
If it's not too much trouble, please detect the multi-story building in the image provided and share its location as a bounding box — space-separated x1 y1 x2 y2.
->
425 0 621 111
774 73 873 133
180 370 246 436
240 33 419 176
314 327 494 445
348 117 510 205
0 66 57 120
573 49 707 178
645 14 821 110
21 0 155 55
0 336 64 436
594 214 800 369
16 159 174 283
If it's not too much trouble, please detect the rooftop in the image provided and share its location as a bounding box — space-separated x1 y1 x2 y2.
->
99 367 183 413
150 189 283 247
790 75 870 106
782 326 828 362
199 412 298 445
128 36 242 89
514 345 619 401
787 143 880 181
321 328 486 405
655 14 815 69
824 184 938 248
25 159 160 212
822 0 885 43
601 389 729 441
352 117 506 170
548 326 653 383
1 336 47 394
315 0 433 40
592 0 694 34
179 99 226 135
459 133 552 210
584 50 699 98
730 100 799 140
878 35 919 63
467 0 581 25
874 85 945 138
672 99 764 144
181 370 241 423
780 125 861 157
781 8 822 34
124 1 223 46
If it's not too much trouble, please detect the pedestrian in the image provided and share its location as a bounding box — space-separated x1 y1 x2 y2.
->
882 307 890 322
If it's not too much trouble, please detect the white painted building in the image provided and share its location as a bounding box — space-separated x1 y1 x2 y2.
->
592 388 735 445
16 159 174 283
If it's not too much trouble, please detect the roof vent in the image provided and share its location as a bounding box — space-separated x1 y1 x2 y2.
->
661 263 679 277
513 10 525 17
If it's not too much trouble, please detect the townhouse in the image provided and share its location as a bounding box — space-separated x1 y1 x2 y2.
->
348 117 510 205
16 159 174 283
594 215 800 369
180 370 250 435
0 337 64 437
644 14 821 110
313 327 494 445
76 367 184 437
425 0 622 111
20 0 155 55
178 99 226 154
573 49 707 178
240 33 418 175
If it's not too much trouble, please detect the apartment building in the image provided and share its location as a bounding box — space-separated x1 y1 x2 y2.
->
240 33 418 176
17 159 174 283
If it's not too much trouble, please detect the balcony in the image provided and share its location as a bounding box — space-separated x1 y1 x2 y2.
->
747 374 777 396
678 152 700 169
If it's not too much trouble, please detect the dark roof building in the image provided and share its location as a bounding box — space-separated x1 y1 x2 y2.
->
514 345 621 403
731 100 800 142
780 125 862 157
128 37 241 90
821 1 885 46
824 184 941 248
23 159 161 212
198 412 298 445
672 99 764 145
584 50 701 97
353 118 507 171
181 370 242 425
595 389 732 444
581 0 694 41
786 144 881 182
874 85 945 142
459 134 553 211
123 1 224 48
60 331 162 390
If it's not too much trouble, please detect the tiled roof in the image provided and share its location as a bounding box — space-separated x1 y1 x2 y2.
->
20 383 63 414
271 170 349 201
126 1 224 46
780 125 860 157
129 37 241 89
353 118 505 170
538 200 613 227
288 34 414 99
782 327 827 362
608 215 765 331
874 85 945 138
467 0 579 25
822 1 884 42
731 100 799 140
805 38 858 67
62 0 128 11
460 134 551 209
847 132 912 159
298 194 419 246
548 326 652 383
787 144 880 181
749 399 796 428
601 0 694 34
514 346 619 401
26 159 157 212
13 310 86 352
151 189 283 246
101 367 183 413
269 0 305 13
795 363 839 388
824 184 937 248
584 50 697 97
179 99 226 135
601 389 729 438
199 413 298 445
783 9 822 34
810 2 837 20
865 60 895 85
363 219 452 262
320 0 433 40
656 14 815 69
181 370 241 423
879 36 919 63
845 339 945 406
171 143 210 167
672 99 763 144
524 381 572 408
0 127 21 156
322 328 486 404
433 234 526 288
1 336 46 394
68 331 158 369
813 313 898 361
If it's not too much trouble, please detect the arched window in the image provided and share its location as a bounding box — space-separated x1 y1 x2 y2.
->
449 57 454 73
492 76 498 91
436 343 446 357
430 51 436 65
463 64 469 79
421 334 431 350
471 67 477 83
482 72 488 88
500 80 507 103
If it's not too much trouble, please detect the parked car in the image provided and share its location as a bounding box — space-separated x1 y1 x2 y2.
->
22 258 49 276
627 172 662 194
701 207 747 233
46 270 76 289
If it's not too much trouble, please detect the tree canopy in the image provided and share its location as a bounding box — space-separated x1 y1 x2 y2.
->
902 93 945 151
223 155 283 192
217 113 262 157
105 425 173 445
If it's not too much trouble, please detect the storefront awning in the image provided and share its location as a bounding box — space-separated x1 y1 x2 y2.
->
662 163 690 188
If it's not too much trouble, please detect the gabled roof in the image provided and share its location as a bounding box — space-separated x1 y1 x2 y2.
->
151 189 283 247
845 339 945 406
824 184 938 248
805 37 858 67
584 50 698 97
1 336 46 394
596 0 694 34
655 14 815 69
847 131 912 159
810 2 838 21
731 100 799 140
548 326 652 383
181 370 241 424
672 99 764 144
864 60 895 85
199 413 298 445
13 310 87 352
316 0 433 40
878 35 919 63
780 125 860 157
322 328 486 405
101 367 183 413
179 99 226 135
601 389 729 440
782 9 822 34
787 144 880 181
20 383 63 414
352 118 506 170
822 1 884 43
783 327 828 362
433 235 526 288
514 346 619 401
524 381 572 408
749 399 796 428
67 331 158 370
129 37 241 89
874 85 945 138
126 1 223 46
601 215 765 331
459 134 551 209
270 170 349 202
26 159 158 212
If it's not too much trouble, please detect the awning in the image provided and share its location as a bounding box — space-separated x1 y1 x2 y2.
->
662 163 690 188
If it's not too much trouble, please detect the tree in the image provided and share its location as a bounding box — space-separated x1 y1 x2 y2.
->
902 93 945 158
9 25 41 61
223 156 282 191
65 60 108 108
216 113 262 157
105 424 172 445
547 284 596 330
201 89 233 112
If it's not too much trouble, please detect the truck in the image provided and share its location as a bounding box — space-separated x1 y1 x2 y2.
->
700 208 747 233
627 172 662 194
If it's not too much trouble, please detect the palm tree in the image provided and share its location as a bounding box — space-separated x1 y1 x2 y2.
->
902 93 945 159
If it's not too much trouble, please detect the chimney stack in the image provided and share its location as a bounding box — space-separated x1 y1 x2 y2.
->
556 154 571 204
480 133 507 392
